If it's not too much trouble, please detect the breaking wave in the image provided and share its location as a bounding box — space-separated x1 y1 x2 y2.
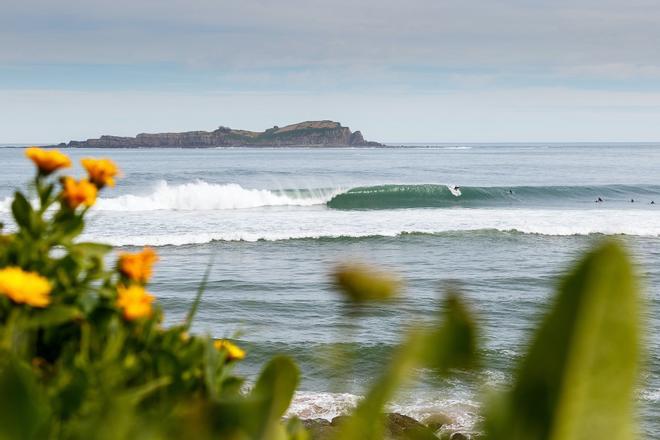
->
5 181 658 213
93 180 339 211
326 184 660 210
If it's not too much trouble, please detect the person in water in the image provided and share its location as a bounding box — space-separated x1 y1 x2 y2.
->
652 201 656 205
631 199 635 203
595 197 603 203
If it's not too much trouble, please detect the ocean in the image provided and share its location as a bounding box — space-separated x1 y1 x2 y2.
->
2 144 659 436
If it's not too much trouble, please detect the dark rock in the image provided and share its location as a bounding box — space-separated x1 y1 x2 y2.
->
303 413 438 439
53 120 382 148
384 413 438 439
329 415 351 426
422 413 453 432
301 418 338 440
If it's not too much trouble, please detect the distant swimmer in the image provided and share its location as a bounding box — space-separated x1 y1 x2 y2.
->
595 197 603 203
631 199 635 203
509 189 513 194
652 201 656 205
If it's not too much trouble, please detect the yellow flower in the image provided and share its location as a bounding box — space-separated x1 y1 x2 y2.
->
0 267 51 307
214 339 246 361
118 248 158 282
116 284 155 320
25 147 71 175
61 177 97 209
81 158 120 188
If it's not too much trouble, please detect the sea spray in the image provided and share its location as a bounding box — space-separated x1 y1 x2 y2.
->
94 180 341 211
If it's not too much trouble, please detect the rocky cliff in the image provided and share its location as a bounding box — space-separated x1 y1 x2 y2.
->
55 121 382 148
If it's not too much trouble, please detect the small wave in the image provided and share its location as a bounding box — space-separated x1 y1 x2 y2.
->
82 228 660 248
94 180 339 211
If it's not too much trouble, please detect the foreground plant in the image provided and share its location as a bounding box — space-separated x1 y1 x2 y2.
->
0 148 297 439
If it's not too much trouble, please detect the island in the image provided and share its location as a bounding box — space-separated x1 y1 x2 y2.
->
51 120 382 148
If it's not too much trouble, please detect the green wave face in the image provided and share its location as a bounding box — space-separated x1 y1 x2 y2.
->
326 184 660 210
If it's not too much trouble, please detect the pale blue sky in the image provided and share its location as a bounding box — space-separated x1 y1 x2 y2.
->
2 0 660 143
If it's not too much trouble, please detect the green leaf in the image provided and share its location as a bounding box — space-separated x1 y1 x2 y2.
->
58 214 84 242
336 293 478 440
37 182 54 210
11 191 33 231
118 376 172 406
421 291 479 373
333 263 401 302
0 357 51 439
483 241 641 440
185 259 213 330
70 242 113 257
336 331 426 440
24 306 82 329
203 336 223 401
286 417 310 440
250 356 300 438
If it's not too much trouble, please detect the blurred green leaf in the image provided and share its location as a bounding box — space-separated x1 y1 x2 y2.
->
11 191 33 232
37 182 55 211
333 263 401 302
119 376 172 406
58 215 84 242
70 242 113 257
24 306 82 329
185 260 213 330
0 357 51 439
286 416 310 440
336 330 425 440
421 291 479 373
336 293 478 440
250 356 300 439
203 337 221 400
252 355 300 418
483 241 641 440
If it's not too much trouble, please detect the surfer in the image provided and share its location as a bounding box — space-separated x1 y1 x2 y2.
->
652 200 656 205
509 189 513 194
595 197 603 203
453 185 460 191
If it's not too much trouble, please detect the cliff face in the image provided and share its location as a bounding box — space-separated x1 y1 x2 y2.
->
59 121 381 148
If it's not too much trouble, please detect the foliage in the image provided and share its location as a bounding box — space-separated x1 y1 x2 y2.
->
0 149 645 439
482 242 641 440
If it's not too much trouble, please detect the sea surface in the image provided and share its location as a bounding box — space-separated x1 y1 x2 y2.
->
2 144 660 436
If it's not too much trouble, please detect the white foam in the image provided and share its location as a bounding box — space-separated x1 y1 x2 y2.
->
286 391 480 435
640 388 660 402
287 391 361 420
77 207 660 246
0 197 11 213
94 180 339 211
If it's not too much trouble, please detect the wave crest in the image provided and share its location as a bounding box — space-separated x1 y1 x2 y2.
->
327 184 660 210
95 181 338 211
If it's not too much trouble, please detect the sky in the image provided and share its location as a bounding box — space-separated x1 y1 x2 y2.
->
2 0 660 143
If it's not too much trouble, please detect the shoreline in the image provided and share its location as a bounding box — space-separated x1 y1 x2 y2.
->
297 412 473 439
